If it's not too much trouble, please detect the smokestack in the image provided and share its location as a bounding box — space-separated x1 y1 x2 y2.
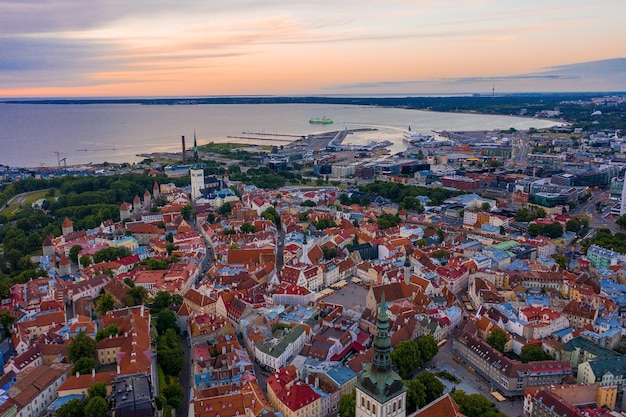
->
182 135 187 165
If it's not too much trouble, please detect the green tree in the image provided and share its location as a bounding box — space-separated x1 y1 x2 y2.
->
95 293 116 316
96 324 119 342
85 396 108 417
157 329 184 376
520 345 552 363
69 244 83 264
403 379 427 413
338 389 356 417
125 286 149 306
68 330 96 363
172 294 184 306
301 199 316 207
166 243 178 256
0 310 15 338
218 202 232 216
616 214 626 230
415 371 445 405
361 194 371 207
566 218 581 233
554 255 568 270
311 218 337 230
514 208 537 222
156 310 180 336
416 335 438 363
481 202 491 211
486 329 507 353
163 383 185 409
56 398 85 417
261 207 280 225
180 204 192 220
152 291 172 311
87 381 108 399
240 223 256 233
391 340 421 378
451 390 506 417
72 356 97 375
79 254 92 268
377 213 401 230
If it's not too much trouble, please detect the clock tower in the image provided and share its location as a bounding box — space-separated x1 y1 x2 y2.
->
355 292 407 417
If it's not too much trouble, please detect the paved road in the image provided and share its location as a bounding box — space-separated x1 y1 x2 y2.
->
433 341 524 417
572 190 621 234
0 188 49 215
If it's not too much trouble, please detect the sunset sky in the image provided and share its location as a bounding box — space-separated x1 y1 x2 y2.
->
1 0 625 97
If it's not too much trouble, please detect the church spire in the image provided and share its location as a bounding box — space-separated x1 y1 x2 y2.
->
193 130 199 164
372 291 392 371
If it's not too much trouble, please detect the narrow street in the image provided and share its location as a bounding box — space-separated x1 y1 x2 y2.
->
179 335 191 417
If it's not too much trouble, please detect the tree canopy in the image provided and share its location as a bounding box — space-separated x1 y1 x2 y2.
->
156 310 180 336
486 329 507 353
520 345 552 363
359 181 465 206
451 390 507 417
338 389 356 417
68 330 96 363
391 340 421 378
95 293 116 316
56 398 85 417
87 382 108 399
157 328 184 376
85 396 108 417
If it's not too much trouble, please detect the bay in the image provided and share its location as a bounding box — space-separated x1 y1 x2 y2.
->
0 103 559 168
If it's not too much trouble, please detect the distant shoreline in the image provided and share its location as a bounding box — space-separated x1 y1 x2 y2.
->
1 91 622 106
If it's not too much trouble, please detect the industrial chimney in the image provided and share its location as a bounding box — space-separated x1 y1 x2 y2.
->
182 135 187 164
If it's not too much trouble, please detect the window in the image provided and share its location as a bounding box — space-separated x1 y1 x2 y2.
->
362 397 365 407
398 399 402 409
393 403 396 412
372 404 376 414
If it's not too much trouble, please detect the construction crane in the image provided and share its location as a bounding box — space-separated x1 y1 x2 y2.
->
59 157 67 169
54 150 66 168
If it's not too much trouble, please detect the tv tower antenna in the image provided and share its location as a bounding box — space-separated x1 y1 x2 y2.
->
492 82 495 98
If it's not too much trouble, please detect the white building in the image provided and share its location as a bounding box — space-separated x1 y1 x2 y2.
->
190 167 205 201
254 325 307 371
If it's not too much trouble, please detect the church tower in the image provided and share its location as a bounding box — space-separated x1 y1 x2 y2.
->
193 130 199 164
403 248 412 285
190 129 205 201
355 293 407 417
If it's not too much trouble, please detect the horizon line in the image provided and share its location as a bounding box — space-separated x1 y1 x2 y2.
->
2 91 626 102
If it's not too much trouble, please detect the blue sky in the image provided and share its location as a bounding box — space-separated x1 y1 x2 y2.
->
1 0 625 97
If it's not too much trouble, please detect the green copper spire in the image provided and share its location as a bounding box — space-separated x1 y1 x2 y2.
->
372 291 392 371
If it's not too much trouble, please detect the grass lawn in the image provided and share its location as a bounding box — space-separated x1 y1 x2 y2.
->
0 189 50 216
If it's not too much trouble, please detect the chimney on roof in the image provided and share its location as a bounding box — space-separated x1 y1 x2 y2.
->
76 371 80 378
92 368 95 378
